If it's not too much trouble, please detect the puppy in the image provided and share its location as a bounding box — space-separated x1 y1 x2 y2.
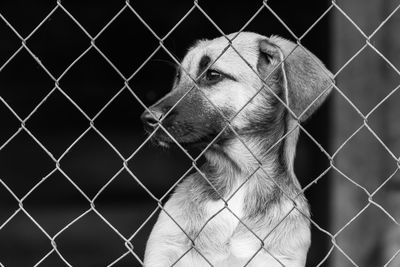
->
141 32 333 267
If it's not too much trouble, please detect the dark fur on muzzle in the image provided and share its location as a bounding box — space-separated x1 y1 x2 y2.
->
141 86 231 148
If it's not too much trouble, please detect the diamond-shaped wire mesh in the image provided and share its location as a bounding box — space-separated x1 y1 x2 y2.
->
0 0 399 266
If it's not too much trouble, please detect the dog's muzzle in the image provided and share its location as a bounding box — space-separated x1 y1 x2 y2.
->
141 92 227 147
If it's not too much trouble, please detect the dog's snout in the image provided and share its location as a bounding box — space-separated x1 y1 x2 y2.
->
141 109 163 130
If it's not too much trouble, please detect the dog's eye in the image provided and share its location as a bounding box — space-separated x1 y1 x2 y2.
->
203 69 223 83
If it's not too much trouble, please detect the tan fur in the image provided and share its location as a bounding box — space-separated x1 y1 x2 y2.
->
142 32 333 266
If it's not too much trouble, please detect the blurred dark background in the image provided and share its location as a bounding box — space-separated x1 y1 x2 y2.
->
0 1 333 266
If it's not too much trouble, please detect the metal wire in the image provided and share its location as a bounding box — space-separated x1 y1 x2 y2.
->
0 0 399 266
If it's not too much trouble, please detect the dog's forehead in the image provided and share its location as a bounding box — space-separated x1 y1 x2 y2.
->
182 32 264 73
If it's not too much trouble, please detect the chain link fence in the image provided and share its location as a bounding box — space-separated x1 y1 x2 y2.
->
0 0 399 266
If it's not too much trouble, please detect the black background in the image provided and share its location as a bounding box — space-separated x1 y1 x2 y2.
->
0 1 332 266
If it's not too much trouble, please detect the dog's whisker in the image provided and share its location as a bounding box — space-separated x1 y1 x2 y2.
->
150 58 179 68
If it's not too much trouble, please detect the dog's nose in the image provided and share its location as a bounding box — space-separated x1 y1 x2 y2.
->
141 109 163 130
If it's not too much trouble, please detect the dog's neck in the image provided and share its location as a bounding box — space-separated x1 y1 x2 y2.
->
202 120 302 202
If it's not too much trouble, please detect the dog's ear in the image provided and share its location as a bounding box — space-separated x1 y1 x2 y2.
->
257 37 334 121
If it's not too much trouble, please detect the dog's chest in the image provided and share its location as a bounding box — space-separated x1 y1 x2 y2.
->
171 184 246 258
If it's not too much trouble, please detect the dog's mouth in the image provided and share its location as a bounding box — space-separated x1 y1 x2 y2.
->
144 121 229 149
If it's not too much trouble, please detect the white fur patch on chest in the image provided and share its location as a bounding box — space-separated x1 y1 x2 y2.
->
183 184 246 263
204 184 245 229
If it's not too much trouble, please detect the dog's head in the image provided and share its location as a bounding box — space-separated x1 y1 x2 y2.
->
141 32 333 155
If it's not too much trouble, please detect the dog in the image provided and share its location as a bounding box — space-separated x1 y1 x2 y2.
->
140 32 333 267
